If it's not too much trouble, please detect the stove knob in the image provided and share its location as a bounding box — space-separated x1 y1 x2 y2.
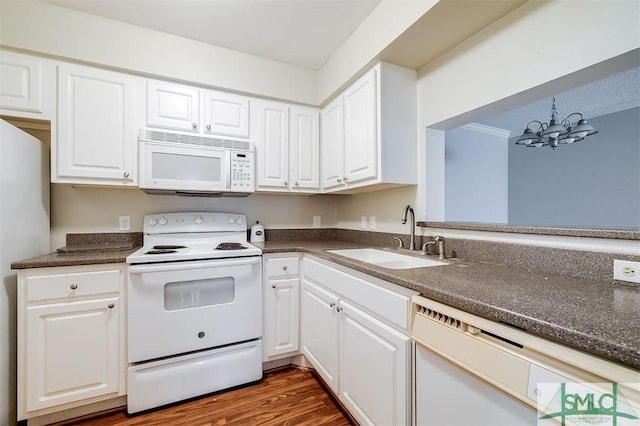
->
227 216 235 224
148 218 158 226
158 216 168 225
195 216 204 225
235 217 243 225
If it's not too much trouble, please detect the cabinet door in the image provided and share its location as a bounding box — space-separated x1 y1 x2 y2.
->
265 277 299 358
343 69 378 185
146 80 200 132
0 51 44 113
255 100 289 190
57 64 137 184
339 300 410 426
320 97 345 190
290 106 320 191
203 90 250 138
25 297 120 411
300 278 340 393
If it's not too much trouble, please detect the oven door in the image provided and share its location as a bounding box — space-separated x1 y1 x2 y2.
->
139 141 231 192
127 256 262 363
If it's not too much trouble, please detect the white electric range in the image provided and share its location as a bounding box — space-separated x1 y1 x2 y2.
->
126 212 263 414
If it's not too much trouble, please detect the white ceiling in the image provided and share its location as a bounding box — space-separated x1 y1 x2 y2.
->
44 0 382 70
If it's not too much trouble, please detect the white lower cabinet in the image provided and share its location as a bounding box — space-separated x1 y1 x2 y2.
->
301 256 416 426
339 300 410 426
263 254 300 360
17 264 126 421
300 278 340 391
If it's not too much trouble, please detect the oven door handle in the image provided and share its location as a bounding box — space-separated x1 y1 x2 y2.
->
128 256 261 274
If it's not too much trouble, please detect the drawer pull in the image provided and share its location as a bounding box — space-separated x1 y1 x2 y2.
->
272 284 276 289
70 283 78 290
283 265 288 271
107 303 115 309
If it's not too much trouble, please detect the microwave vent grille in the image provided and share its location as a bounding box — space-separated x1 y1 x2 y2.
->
140 130 252 151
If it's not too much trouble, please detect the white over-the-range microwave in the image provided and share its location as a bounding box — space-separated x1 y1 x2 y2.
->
138 129 255 197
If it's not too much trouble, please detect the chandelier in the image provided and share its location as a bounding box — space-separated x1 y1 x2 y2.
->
515 96 598 149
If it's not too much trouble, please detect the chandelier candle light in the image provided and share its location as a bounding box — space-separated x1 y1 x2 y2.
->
515 96 599 149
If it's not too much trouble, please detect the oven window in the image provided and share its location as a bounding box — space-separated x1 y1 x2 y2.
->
164 277 235 311
152 152 222 182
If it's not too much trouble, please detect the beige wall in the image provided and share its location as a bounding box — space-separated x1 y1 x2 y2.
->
0 0 432 106
337 0 640 240
4 0 638 247
0 0 317 104
50 185 338 249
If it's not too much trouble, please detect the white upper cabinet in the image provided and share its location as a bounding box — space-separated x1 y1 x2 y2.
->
203 91 250 138
0 50 55 120
255 100 289 190
321 62 416 193
343 70 377 185
290 105 320 191
56 63 138 185
255 100 320 193
146 80 251 139
146 81 200 132
320 97 344 191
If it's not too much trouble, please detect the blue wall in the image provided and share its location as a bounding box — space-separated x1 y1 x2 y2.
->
508 107 640 228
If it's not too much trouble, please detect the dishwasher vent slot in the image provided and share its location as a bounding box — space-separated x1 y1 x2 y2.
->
417 305 465 331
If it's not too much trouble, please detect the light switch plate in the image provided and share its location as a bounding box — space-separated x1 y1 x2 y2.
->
313 216 321 228
360 216 367 229
369 216 376 230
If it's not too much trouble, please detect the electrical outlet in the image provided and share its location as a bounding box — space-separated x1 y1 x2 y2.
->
369 216 376 230
313 216 321 228
119 215 131 231
613 260 640 284
360 216 367 229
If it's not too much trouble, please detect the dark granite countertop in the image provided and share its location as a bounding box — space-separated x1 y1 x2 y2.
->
12 236 639 370
11 246 140 269
11 232 142 269
256 240 640 371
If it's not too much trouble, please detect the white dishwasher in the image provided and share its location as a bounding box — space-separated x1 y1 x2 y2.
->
411 295 639 426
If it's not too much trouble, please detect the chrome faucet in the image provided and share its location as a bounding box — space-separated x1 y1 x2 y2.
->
401 204 415 250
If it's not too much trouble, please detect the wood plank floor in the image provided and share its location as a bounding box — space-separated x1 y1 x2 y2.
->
57 367 355 426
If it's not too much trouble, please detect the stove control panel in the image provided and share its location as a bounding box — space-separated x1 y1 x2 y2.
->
143 212 248 234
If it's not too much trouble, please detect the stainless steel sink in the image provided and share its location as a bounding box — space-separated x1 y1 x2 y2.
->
328 248 449 269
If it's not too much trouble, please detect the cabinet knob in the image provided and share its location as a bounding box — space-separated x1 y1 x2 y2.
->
295 181 299 186
123 171 130 178
284 181 288 186
283 265 288 271
206 124 211 130
329 302 335 308
336 306 342 312
70 283 78 290
192 123 198 129
343 176 348 183
107 303 115 309
337 178 342 183
271 284 276 289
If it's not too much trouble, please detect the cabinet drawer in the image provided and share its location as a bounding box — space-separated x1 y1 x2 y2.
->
302 257 414 331
266 257 299 277
26 269 120 302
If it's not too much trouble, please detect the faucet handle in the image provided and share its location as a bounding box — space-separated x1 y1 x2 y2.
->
421 240 436 255
392 237 404 249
